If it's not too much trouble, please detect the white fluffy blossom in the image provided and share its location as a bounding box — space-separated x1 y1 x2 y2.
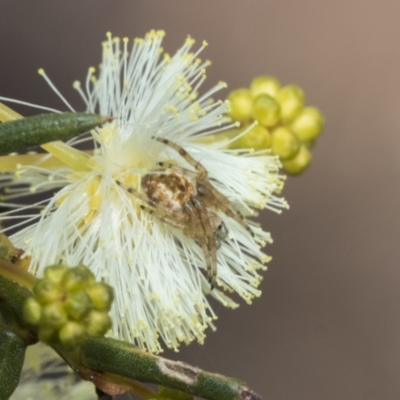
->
0 30 287 353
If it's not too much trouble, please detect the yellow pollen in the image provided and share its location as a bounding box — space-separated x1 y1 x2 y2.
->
163 53 171 63
185 36 195 46
37 68 45 76
164 104 180 118
72 81 81 89
120 172 139 188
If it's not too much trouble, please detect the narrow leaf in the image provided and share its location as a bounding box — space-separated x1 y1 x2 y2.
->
0 330 26 400
0 112 110 156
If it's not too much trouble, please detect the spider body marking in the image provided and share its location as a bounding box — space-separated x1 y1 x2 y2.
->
117 137 254 288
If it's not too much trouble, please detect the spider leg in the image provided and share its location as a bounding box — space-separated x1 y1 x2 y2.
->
139 204 187 230
192 199 218 288
157 162 197 177
199 181 255 238
154 137 208 179
184 202 215 289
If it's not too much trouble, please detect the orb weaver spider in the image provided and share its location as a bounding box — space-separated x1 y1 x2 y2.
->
117 137 254 288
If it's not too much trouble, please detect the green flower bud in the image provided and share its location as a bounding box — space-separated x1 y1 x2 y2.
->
43 264 68 284
231 125 271 151
252 95 280 127
250 76 280 98
85 310 112 336
40 302 68 329
33 280 63 304
61 265 95 291
23 298 42 325
65 290 92 320
290 106 324 141
29 264 114 345
276 85 305 122
271 127 300 160
86 282 114 311
282 145 312 175
59 321 86 347
227 89 253 122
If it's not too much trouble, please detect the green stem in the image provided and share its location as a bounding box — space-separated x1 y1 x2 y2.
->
0 258 36 289
80 337 261 400
0 273 37 344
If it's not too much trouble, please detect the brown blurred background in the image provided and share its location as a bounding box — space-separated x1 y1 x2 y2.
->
1 1 400 399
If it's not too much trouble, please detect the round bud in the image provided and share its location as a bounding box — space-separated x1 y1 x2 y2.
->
85 310 112 336
61 265 95 291
250 76 280 98
232 125 272 150
271 127 300 160
59 321 86 347
290 107 324 141
282 145 312 175
33 280 63 304
23 298 42 325
252 95 280 127
86 282 114 311
276 85 305 122
227 89 253 122
43 264 68 284
65 290 92 321
40 302 68 329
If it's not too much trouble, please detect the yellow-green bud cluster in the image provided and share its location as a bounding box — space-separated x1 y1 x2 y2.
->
23 264 114 347
227 75 324 175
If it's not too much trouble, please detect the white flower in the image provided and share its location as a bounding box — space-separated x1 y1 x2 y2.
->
0 30 287 353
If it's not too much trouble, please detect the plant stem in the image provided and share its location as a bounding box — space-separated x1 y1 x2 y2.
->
0 258 36 289
80 337 261 400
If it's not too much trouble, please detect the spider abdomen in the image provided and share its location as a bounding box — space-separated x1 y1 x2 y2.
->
141 172 195 211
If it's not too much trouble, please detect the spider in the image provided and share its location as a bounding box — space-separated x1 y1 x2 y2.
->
117 137 254 288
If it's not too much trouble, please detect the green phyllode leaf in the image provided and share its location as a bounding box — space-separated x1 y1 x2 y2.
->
0 112 110 156
0 330 26 400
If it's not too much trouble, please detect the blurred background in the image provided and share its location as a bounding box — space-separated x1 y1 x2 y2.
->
1 1 400 399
